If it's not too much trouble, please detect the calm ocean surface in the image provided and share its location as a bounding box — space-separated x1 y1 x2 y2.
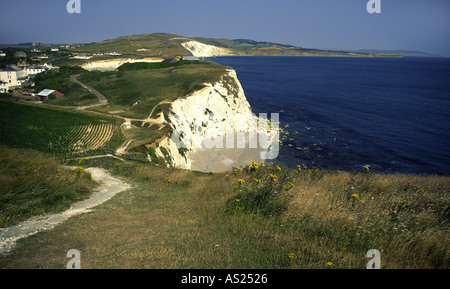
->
207 56 450 175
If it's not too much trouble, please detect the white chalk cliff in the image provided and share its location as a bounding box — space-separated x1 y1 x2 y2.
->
81 57 164 71
181 40 232 57
155 69 278 172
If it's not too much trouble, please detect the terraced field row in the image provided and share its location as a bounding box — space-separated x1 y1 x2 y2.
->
68 121 114 153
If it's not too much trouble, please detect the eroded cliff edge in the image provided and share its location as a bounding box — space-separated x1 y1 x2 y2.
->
153 68 277 173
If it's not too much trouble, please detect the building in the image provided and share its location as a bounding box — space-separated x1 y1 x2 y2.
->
17 59 28 67
27 66 47 76
73 54 92 59
31 48 41 53
14 51 27 58
181 56 202 61
0 66 28 88
105 51 121 56
37 54 48 59
51 48 59 52
36 89 64 101
0 81 9 93
0 51 5 57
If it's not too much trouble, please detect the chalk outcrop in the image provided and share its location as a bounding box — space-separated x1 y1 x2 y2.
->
155 69 278 172
81 57 164 71
181 40 232 57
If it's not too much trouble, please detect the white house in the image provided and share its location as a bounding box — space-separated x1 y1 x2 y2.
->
0 66 28 88
27 66 47 76
51 48 59 52
0 51 5 57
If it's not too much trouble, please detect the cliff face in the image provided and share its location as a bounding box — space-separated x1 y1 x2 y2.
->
181 40 233 57
81 57 164 71
155 69 276 172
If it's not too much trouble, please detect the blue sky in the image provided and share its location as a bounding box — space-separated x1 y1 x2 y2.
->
1 0 449 56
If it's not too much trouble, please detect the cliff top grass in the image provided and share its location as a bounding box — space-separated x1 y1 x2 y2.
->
0 146 98 228
72 33 191 58
78 60 228 119
1 153 449 269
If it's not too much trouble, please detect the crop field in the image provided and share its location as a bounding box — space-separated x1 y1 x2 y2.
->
0 101 116 157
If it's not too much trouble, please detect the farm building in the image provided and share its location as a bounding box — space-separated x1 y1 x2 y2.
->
36 89 64 101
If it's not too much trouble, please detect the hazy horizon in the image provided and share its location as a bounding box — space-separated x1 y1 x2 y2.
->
0 0 449 57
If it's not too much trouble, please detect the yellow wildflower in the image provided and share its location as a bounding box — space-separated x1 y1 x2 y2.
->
253 178 262 184
351 194 359 199
236 179 245 184
288 253 294 259
235 199 240 202
268 174 277 182
327 262 333 266
276 166 281 171
288 182 294 188
115 163 121 167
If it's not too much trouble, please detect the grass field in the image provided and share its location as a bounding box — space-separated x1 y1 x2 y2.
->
0 100 121 157
0 156 448 269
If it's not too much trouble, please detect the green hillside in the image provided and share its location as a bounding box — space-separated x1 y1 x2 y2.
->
72 33 192 58
72 33 375 58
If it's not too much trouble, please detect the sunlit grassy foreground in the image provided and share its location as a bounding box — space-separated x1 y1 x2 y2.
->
0 153 448 269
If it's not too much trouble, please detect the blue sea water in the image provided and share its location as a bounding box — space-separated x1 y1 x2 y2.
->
207 56 450 175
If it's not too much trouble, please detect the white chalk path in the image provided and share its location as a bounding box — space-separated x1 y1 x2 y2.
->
0 167 132 254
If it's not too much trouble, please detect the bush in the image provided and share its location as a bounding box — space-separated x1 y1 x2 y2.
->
225 163 295 217
225 184 291 217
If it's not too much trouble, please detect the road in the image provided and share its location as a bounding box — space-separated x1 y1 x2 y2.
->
70 74 108 109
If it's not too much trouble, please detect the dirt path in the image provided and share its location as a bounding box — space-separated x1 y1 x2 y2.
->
70 75 108 109
0 167 131 254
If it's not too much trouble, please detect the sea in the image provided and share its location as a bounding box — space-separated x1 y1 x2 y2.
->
206 56 450 175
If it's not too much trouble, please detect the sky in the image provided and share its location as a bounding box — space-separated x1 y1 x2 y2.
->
1 0 449 56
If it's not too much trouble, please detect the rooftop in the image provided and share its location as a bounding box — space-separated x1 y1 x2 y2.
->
37 89 55 96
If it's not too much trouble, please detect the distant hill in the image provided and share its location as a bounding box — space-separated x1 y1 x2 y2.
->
71 33 378 58
72 33 442 59
351 49 440 57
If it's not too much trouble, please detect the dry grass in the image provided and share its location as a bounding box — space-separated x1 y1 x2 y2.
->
0 159 448 269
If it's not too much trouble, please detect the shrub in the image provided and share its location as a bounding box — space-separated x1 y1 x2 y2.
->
225 164 295 217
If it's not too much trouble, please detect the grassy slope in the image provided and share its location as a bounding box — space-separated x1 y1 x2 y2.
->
33 66 99 106
72 33 191 58
78 61 227 119
0 146 98 228
0 158 448 269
